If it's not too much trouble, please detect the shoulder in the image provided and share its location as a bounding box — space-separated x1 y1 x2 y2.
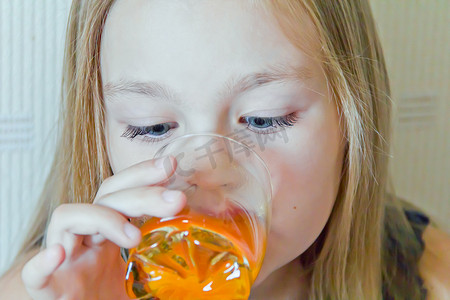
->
419 225 450 300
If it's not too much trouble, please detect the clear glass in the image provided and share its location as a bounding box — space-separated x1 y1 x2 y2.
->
123 133 272 300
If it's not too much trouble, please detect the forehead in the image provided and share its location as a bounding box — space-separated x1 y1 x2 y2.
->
100 0 319 101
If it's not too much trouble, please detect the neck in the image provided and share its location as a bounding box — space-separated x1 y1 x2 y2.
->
249 258 309 300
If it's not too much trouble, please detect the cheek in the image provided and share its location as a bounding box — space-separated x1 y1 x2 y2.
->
269 139 340 237
257 101 344 265
105 120 153 173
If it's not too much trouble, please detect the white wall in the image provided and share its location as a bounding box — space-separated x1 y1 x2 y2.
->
0 0 72 274
0 0 449 274
370 1 450 231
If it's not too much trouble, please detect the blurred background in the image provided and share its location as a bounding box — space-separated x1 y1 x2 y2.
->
0 0 449 274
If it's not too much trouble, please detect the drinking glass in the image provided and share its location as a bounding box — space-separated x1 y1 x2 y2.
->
123 133 272 300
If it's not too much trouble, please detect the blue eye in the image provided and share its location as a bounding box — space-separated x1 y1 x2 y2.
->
146 123 171 136
121 122 178 143
239 112 299 134
247 117 273 129
122 112 299 143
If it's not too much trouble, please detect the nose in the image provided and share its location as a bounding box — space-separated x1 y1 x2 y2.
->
186 167 243 190
156 134 269 218
163 135 245 210
183 167 246 217
177 135 244 190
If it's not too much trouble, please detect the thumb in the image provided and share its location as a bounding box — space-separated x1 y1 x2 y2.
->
22 244 65 299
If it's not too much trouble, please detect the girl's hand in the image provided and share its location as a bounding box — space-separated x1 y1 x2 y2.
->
21 157 185 300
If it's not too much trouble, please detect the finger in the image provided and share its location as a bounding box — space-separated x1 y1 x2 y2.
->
45 204 142 253
22 244 65 298
95 156 177 201
83 233 107 246
95 186 186 218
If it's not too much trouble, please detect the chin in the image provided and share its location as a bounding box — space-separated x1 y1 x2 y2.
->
252 273 266 287
251 259 274 287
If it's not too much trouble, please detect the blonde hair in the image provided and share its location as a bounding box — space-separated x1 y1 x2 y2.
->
267 1 424 299
15 0 115 257
14 1 423 299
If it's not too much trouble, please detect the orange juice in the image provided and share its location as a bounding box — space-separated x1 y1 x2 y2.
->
125 203 266 300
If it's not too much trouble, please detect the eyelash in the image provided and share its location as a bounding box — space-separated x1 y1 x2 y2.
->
121 112 299 143
121 122 179 143
239 112 299 135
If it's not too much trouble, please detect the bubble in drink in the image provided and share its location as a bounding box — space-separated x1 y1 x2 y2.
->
125 202 266 300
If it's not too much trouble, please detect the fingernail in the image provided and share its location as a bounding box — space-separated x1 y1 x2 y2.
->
155 156 170 169
45 245 60 261
162 190 182 203
124 222 141 240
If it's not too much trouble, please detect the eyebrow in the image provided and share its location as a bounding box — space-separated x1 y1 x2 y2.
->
103 63 313 104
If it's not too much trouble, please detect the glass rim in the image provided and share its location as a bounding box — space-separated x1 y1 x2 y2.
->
121 132 274 263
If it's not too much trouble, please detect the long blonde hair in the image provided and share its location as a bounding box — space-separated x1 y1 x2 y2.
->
15 1 423 299
15 0 115 258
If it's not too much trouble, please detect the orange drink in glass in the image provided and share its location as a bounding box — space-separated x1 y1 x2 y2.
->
123 134 272 300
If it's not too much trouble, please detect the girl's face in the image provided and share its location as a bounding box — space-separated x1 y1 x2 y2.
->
101 0 344 286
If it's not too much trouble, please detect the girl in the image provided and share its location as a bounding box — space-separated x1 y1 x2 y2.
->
1 0 449 299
